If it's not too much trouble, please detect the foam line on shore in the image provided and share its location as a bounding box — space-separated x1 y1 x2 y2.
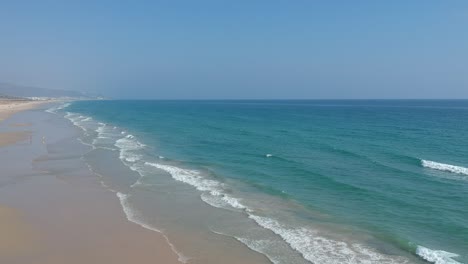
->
45 102 71 114
248 215 411 264
144 162 250 211
145 161 414 264
116 192 189 263
210 229 281 264
64 111 188 263
115 135 145 163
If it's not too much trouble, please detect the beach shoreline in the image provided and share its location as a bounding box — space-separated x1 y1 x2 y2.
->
0 100 47 122
0 101 183 264
2 100 461 263
0 100 47 147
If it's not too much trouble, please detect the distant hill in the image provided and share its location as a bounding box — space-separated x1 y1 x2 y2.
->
0 82 92 98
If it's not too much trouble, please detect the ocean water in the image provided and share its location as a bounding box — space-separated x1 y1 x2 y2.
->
49 100 468 264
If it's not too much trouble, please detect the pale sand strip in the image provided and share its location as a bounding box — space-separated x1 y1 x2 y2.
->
0 100 47 122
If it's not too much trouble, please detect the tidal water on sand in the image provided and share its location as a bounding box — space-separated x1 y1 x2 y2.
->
49 100 468 264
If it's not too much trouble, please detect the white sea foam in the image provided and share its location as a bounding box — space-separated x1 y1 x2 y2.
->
129 155 143 163
77 137 95 148
45 102 71 114
116 192 188 263
115 137 145 163
62 102 71 109
248 215 410 264
421 160 468 176
90 123 121 147
64 112 88 132
210 229 283 264
222 194 249 210
112 134 149 189
45 108 56 114
416 246 461 264
130 178 143 188
83 161 116 192
200 193 226 208
144 162 387 263
235 237 283 264
266 154 273 158
101 146 119 151
116 192 160 232
145 162 251 212
145 163 221 192
96 125 106 133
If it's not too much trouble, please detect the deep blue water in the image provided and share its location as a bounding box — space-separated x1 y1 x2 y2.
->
63 100 468 263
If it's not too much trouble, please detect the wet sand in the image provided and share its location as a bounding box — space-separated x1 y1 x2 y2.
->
0 206 38 257
0 103 182 264
0 131 31 147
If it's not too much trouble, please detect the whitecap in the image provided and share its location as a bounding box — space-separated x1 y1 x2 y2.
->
145 163 221 192
416 245 461 264
421 160 468 176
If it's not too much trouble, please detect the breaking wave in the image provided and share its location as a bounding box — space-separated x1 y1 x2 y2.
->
421 160 468 178
248 215 411 264
45 102 71 114
416 246 461 264
144 162 412 264
421 160 468 180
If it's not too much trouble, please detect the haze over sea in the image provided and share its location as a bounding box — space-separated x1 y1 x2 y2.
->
49 99 468 264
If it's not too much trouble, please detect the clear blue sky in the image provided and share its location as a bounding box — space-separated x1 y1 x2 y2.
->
1 1 467 99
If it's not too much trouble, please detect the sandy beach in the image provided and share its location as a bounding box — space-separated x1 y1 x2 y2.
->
0 101 182 264
0 100 45 123
0 100 42 147
0 100 41 261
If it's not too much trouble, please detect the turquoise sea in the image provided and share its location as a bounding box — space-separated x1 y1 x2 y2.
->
51 100 468 264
